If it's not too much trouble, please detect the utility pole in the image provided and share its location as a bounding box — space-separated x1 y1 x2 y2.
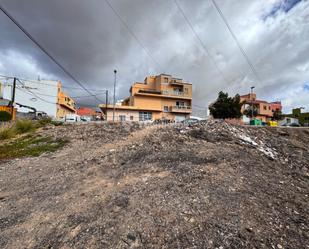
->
10 77 16 118
250 86 255 121
105 90 108 121
113 69 117 122
11 77 16 104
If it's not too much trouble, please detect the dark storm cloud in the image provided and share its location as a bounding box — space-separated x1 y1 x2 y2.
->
0 0 308 111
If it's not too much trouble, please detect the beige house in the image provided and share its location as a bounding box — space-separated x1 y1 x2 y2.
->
100 74 192 122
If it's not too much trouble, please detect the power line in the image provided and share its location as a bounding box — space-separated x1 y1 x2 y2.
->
174 0 230 85
15 86 106 99
210 0 262 83
17 79 57 104
0 74 108 92
0 4 106 103
104 0 162 71
17 79 105 108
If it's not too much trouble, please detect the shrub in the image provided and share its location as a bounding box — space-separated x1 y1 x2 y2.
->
37 117 52 127
0 127 16 140
51 121 64 126
0 111 12 122
15 120 35 134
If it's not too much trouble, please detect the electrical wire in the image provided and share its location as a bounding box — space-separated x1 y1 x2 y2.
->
16 78 57 104
210 0 262 83
174 0 230 85
0 4 106 103
104 0 162 71
17 78 106 109
20 77 108 92
0 74 108 92
15 86 106 99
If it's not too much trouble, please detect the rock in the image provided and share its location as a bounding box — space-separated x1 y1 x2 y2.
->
114 195 129 208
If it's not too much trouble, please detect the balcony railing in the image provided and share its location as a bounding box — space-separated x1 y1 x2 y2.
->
162 90 189 97
170 106 192 113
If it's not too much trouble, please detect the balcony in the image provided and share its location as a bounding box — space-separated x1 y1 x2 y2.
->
170 106 192 113
161 90 190 98
170 80 183 86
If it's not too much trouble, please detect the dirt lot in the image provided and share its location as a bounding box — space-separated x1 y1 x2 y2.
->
0 121 308 249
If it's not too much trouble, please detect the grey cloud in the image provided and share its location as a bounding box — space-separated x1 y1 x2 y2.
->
0 0 308 112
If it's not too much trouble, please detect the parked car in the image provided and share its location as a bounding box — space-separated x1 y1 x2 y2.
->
181 118 199 126
65 114 80 123
80 116 92 122
153 119 173 125
282 123 300 127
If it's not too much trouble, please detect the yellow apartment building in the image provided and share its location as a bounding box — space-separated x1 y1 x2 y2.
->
56 82 76 119
99 74 192 122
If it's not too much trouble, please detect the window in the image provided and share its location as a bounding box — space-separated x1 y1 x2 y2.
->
139 112 152 121
119 115 126 122
130 116 134 121
184 88 188 94
164 106 169 112
263 106 267 110
176 101 185 107
164 77 169 83
268 106 271 110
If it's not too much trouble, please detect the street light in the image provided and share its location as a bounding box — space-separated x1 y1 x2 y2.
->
250 86 255 120
113 69 117 122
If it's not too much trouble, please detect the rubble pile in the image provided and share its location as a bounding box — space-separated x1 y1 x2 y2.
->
0 121 308 248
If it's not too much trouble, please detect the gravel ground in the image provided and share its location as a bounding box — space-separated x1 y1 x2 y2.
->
0 121 308 249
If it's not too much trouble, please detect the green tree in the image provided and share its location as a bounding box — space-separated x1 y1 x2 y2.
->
243 105 258 118
0 111 12 122
272 109 283 121
209 91 243 119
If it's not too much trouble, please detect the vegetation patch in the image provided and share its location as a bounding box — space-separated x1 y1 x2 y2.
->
0 127 15 140
50 120 64 126
15 120 36 134
36 117 53 127
0 119 62 141
0 135 68 160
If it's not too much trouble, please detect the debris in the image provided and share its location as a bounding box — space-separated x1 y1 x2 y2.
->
0 121 308 248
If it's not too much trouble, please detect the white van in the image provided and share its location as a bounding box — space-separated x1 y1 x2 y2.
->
65 114 80 123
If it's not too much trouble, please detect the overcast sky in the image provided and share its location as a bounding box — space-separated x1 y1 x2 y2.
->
0 0 308 113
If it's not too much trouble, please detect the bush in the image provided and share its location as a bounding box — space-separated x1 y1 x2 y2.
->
51 121 64 126
37 117 52 127
0 127 16 140
0 111 12 122
15 120 35 134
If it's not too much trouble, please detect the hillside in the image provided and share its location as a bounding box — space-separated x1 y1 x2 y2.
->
0 121 308 248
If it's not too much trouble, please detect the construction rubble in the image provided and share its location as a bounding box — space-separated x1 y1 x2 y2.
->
0 120 308 248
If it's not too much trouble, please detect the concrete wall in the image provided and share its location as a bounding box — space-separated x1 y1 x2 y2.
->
106 109 143 122
258 103 273 116
57 105 76 119
2 79 58 118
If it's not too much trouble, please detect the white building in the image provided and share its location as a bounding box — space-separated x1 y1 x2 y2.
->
0 78 76 119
